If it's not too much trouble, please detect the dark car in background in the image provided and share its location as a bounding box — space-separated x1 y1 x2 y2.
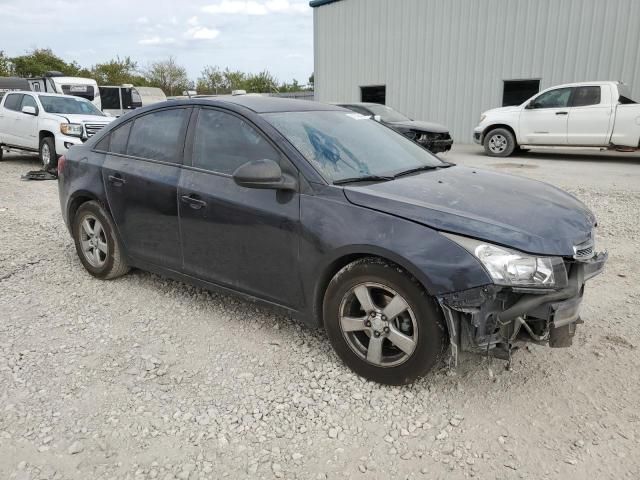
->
58 97 606 385
338 102 453 153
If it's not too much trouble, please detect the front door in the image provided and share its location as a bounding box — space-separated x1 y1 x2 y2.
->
519 87 573 145
178 107 302 307
15 95 40 149
102 107 191 270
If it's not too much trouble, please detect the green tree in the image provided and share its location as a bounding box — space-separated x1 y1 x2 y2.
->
11 48 80 77
308 72 314 88
91 57 147 86
0 51 14 76
145 56 189 96
197 65 225 94
244 70 278 93
222 68 246 92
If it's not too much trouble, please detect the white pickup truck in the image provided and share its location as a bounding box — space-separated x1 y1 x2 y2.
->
474 81 640 156
0 91 113 170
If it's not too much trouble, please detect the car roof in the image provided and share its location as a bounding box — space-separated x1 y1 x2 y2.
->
192 95 343 113
336 102 384 108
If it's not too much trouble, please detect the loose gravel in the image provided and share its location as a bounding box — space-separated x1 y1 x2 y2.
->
1 147 639 480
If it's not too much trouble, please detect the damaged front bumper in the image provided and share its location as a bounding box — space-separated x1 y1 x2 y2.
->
437 251 608 365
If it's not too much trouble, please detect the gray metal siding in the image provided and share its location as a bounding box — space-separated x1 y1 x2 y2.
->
313 0 640 142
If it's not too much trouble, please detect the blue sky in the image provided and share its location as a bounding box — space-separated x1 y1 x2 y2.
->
0 0 314 84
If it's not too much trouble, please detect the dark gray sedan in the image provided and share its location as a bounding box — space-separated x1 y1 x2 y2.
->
337 102 453 153
58 97 606 385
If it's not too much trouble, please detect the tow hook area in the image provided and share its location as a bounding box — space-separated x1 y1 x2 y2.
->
437 252 607 369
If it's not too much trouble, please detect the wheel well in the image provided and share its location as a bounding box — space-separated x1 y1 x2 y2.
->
68 195 111 226
39 130 55 144
313 253 426 328
482 124 517 144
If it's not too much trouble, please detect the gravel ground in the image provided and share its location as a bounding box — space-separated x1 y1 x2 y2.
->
1 146 639 480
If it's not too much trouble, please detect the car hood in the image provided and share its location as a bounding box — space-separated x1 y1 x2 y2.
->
387 120 449 134
53 114 114 124
483 106 521 116
342 166 595 256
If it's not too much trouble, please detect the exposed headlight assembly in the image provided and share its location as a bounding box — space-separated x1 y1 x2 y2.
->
443 233 567 288
60 123 83 137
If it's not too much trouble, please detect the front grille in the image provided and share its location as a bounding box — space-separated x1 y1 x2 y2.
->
84 123 108 138
573 236 595 261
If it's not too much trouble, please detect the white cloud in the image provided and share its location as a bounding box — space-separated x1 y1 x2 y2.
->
184 26 220 40
202 0 308 16
187 16 199 26
136 16 149 24
138 36 177 46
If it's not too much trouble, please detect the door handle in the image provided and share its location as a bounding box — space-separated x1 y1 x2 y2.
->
555 111 568 115
181 194 207 209
108 174 126 186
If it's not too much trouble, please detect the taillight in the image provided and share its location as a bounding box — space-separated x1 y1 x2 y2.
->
57 155 66 174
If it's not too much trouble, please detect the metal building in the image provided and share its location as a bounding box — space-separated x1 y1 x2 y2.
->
310 0 640 142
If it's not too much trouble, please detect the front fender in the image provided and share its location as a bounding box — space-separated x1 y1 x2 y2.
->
298 188 492 326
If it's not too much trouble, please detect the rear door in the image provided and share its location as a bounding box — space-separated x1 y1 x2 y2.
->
567 85 613 145
518 87 573 144
178 107 302 306
101 107 191 270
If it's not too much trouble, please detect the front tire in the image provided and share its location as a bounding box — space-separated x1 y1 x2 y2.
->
72 201 129 279
39 136 57 171
483 128 516 157
323 258 447 385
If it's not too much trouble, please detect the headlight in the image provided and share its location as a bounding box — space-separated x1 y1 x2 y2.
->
443 233 566 287
60 123 83 137
479 114 487 123
416 133 429 143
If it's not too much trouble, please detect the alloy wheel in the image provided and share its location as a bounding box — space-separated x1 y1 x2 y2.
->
79 215 108 268
488 134 508 154
338 282 418 367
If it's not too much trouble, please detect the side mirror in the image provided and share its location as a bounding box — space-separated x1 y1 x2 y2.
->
22 105 38 116
233 159 297 191
373 115 382 122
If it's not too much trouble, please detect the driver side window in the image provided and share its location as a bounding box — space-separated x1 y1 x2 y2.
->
191 108 280 175
531 88 572 109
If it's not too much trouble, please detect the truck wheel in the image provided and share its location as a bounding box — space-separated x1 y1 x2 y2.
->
484 128 516 157
72 201 130 280
323 258 447 385
39 136 57 171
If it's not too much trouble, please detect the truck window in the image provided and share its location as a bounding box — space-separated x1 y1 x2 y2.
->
61 85 96 102
531 88 572 109
571 86 601 107
21 95 38 111
100 87 121 110
3 93 24 111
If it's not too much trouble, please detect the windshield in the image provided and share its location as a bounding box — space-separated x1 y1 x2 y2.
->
39 96 105 116
366 104 410 123
263 111 444 183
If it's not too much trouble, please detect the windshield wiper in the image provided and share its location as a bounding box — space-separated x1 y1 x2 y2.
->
392 163 454 179
334 175 394 185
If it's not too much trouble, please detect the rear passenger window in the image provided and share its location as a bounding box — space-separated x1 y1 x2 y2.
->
192 109 280 174
4 93 23 111
110 122 132 155
127 109 188 163
572 86 601 107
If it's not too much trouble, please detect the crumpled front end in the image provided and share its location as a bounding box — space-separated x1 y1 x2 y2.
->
437 250 608 366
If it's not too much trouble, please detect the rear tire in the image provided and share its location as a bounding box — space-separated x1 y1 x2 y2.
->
323 258 447 385
483 128 516 157
72 201 129 280
39 136 57 171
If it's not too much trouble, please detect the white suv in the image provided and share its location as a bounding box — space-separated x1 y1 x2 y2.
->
0 91 113 170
